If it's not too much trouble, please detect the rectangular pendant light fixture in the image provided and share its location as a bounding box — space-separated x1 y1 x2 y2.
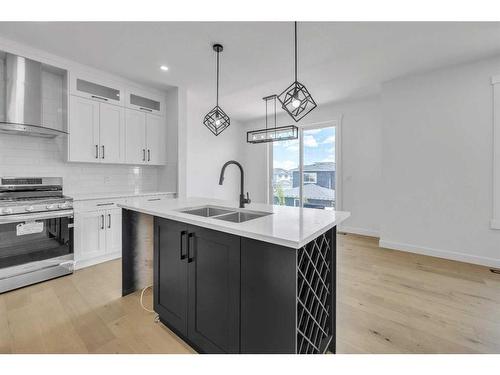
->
247 94 299 144
247 124 298 144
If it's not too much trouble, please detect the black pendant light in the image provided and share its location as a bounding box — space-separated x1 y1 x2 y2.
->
247 94 298 144
277 22 317 122
203 43 230 136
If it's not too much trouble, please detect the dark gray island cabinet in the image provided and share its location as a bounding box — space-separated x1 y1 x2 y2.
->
153 217 337 354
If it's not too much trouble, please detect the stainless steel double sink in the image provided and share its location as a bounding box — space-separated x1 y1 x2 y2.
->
178 205 272 223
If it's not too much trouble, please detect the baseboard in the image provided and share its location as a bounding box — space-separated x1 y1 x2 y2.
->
379 239 500 269
490 219 500 230
75 252 121 270
338 225 379 238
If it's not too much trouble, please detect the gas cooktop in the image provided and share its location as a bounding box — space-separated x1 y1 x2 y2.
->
0 177 73 215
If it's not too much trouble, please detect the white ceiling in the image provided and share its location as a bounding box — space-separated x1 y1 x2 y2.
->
1 22 500 121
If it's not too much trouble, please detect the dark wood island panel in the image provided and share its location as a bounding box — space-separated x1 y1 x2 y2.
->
123 211 337 354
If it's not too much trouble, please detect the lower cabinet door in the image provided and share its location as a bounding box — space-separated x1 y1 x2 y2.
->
154 218 189 337
187 225 240 353
74 210 106 263
105 208 122 254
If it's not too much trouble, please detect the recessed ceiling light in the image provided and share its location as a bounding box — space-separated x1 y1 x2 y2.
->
160 65 169 71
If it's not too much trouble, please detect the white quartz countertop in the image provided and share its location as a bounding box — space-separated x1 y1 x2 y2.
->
118 197 350 249
71 191 176 201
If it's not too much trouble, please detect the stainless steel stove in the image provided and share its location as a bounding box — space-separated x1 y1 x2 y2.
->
0 177 74 293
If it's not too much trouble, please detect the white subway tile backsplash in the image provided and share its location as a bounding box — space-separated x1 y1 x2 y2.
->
0 134 159 196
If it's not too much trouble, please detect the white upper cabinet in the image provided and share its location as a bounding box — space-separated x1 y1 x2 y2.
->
69 96 125 163
146 113 166 165
125 88 165 116
125 108 147 164
124 108 166 165
68 70 167 165
69 96 100 162
99 103 125 163
70 71 124 106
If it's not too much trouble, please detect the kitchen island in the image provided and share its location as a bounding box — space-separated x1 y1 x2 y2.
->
119 197 349 354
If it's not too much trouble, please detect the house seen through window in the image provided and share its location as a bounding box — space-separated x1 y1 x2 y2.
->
272 125 336 210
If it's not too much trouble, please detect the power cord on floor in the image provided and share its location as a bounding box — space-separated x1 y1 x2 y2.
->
140 285 160 323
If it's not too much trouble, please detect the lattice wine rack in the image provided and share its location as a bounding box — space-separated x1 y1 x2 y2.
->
296 231 334 354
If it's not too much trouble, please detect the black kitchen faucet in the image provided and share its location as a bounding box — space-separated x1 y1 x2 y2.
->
218 160 251 208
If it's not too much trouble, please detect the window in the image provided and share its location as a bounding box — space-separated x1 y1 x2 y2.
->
271 122 339 210
303 172 317 184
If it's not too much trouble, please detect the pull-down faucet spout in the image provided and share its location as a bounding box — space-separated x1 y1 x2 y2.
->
218 160 251 208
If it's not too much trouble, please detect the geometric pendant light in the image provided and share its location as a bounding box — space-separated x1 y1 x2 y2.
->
277 22 317 122
203 43 230 136
246 94 298 144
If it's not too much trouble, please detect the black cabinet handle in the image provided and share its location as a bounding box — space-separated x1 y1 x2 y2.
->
142 149 146 161
100 215 104 230
148 149 151 162
108 214 111 229
101 145 105 159
187 232 195 263
180 230 187 260
95 144 99 159
91 95 108 101
139 107 153 112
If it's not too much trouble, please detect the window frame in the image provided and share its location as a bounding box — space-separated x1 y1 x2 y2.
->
492 76 500 229
268 117 342 210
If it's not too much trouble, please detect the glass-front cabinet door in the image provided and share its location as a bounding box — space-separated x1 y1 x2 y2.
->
125 88 165 116
70 71 124 105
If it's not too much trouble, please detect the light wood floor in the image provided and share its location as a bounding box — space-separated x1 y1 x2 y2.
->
1 233 499 353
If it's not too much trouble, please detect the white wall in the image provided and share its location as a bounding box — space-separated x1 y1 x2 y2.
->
239 120 268 204
184 91 243 202
158 87 183 194
241 95 382 237
380 56 500 267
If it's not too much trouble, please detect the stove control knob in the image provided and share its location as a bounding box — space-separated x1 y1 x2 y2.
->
25 206 35 212
1 208 13 215
46 204 57 210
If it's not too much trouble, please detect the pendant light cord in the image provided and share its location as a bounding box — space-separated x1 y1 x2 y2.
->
274 95 277 127
294 21 298 82
264 95 278 131
216 49 220 107
265 97 268 130
274 95 277 138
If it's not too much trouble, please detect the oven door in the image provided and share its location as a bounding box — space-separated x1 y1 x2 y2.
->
0 210 74 293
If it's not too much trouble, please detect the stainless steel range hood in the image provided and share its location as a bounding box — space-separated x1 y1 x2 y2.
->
0 53 67 138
